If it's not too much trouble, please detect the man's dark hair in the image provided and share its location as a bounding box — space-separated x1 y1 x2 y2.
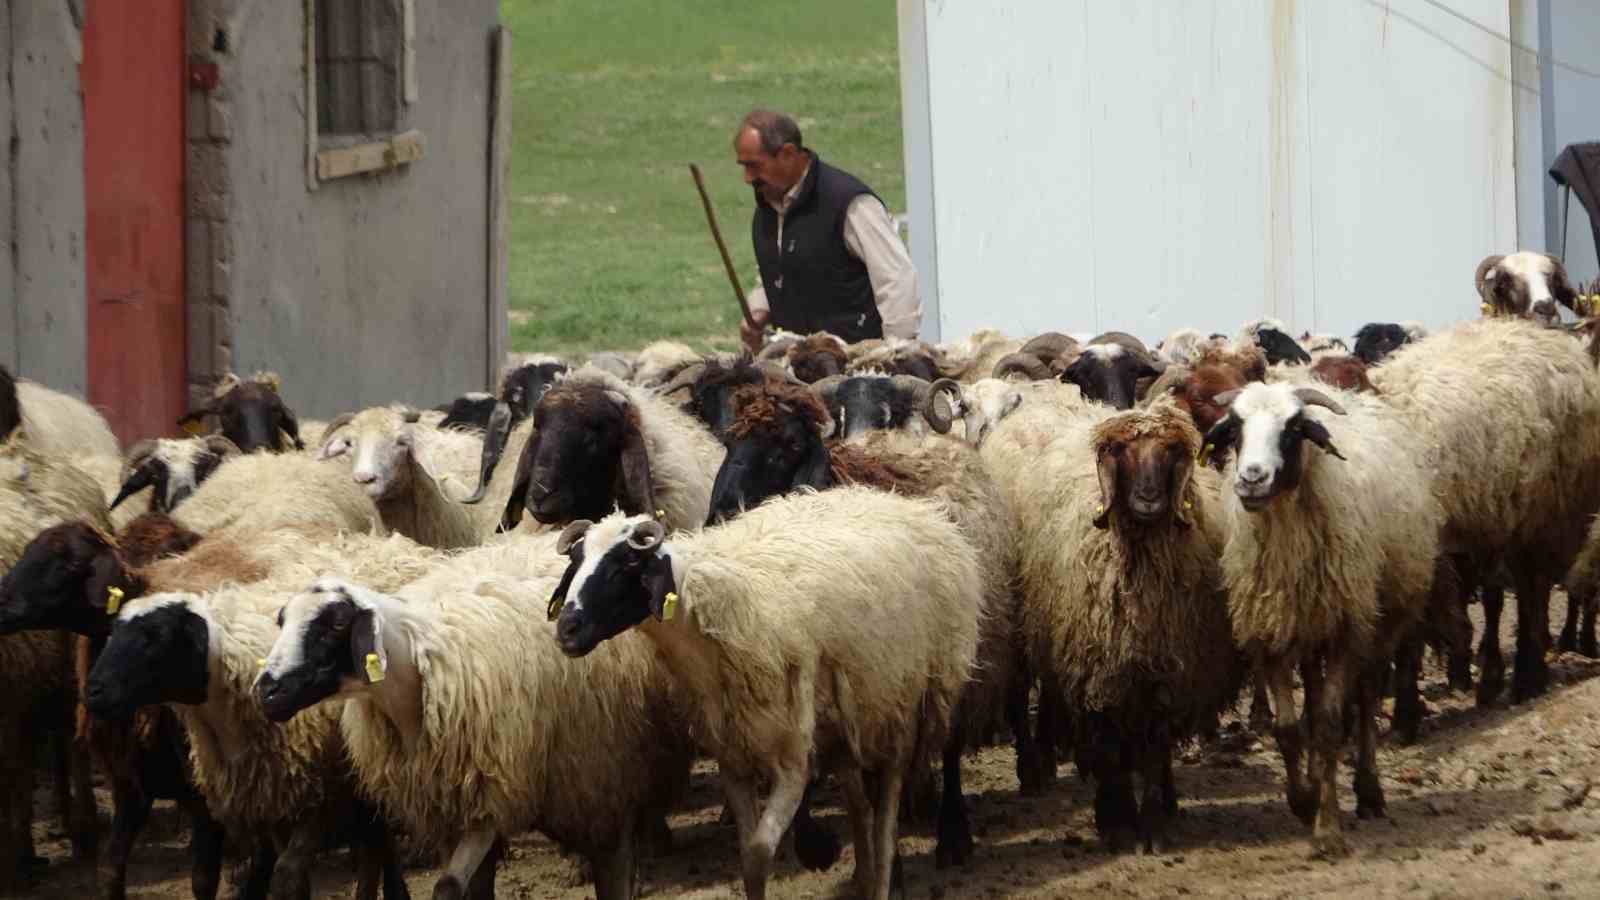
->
736 109 803 155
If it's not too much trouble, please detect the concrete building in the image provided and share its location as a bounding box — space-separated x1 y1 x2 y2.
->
897 0 1600 344
1 0 510 444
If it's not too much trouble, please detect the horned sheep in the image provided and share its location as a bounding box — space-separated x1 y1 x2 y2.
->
1202 381 1442 857
552 487 982 900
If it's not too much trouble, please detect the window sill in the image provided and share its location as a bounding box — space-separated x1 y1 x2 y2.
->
315 129 426 181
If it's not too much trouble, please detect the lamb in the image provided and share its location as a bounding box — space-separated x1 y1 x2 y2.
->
1369 318 1600 702
990 400 1241 852
318 405 535 547
706 379 1020 866
481 367 724 534
176 372 305 453
2 365 120 458
83 585 410 900
551 486 982 900
1351 323 1415 364
1202 382 1441 857
255 539 694 900
1475 251 1580 326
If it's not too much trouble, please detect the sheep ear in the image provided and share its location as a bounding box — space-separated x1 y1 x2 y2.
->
643 553 679 622
176 405 214 434
1546 257 1580 311
792 434 833 491
1170 452 1196 528
1299 419 1346 461
499 432 535 533
276 401 304 451
349 607 387 684
1092 448 1117 530
1200 416 1240 468
84 550 129 617
616 410 658 518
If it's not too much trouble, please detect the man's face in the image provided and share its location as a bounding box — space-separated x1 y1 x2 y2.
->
736 129 803 205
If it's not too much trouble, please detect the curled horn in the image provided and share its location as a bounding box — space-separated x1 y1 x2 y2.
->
757 335 800 362
755 360 804 384
1291 387 1347 416
1474 255 1505 301
1211 388 1241 408
209 372 242 401
202 435 242 458
317 413 357 450
628 518 665 551
462 401 514 505
903 376 962 434
122 439 160 475
992 352 1052 381
556 519 593 555
1020 332 1079 364
658 362 708 398
810 375 848 414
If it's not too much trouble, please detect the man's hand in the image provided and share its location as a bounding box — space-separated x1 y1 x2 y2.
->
740 309 770 354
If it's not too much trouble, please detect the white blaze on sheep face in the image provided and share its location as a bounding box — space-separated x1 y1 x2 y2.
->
257 578 388 723
1498 251 1555 303
552 516 679 657
1230 385 1300 507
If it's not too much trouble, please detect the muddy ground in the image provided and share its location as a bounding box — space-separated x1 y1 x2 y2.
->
21 602 1600 899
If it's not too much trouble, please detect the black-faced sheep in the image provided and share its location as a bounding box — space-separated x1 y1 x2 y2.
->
176 372 304 454
256 538 693 900
1058 334 1165 410
1351 323 1414 365
706 379 1020 866
809 373 961 440
436 358 570 432
486 369 723 534
551 487 981 900
1203 382 1440 857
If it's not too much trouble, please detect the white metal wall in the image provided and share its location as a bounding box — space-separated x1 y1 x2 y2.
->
901 1 1523 346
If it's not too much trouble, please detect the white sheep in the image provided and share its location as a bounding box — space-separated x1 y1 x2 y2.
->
1203 381 1439 858
318 405 535 547
1369 318 1600 703
8 377 120 458
165 448 384 537
551 486 981 900
630 339 700 389
257 535 693 900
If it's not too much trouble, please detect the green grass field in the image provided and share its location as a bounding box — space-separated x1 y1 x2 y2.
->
501 0 904 358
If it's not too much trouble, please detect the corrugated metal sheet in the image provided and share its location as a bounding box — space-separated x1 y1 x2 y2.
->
908 0 1522 345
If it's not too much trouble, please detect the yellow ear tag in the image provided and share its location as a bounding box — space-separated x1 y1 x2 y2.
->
546 596 561 622
256 658 267 670
181 418 206 436
364 652 385 684
1197 443 1213 465
661 591 679 622
1094 503 1105 515
1183 500 1194 510
1480 302 1493 316
654 509 666 520
105 586 124 616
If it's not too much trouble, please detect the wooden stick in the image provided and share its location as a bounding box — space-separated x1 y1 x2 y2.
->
689 163 758 330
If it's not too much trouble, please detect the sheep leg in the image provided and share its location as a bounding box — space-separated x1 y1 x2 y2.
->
1511 571 1552 703
1008 663 1047 796
934 721 973 869
1161 750 1178 816
1035 667 1063 787
868 767 906 900
1136 733 1173 855
464 838 503 900
1264 659 1314 826
66 732 98 859
1558 589 1590 654
1084 715 1138 852
838 769 876 900
1581 593 1599 659
237 841 279 900
1247 676 1274 733
429 827 498 900
1433 555 1474 693
1309 650 1349 860
100 776 151 900
1476 582 1506 706
734 766 807 900
1353 663 1387 821
186 807 226 900
590 828 636 900
268 824 318 900
1390 634 1425 746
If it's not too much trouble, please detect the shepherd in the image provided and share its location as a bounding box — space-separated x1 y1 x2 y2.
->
733 108 921 352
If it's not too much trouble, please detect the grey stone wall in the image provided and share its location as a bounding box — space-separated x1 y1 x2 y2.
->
1 0 88 393
185 0 501 419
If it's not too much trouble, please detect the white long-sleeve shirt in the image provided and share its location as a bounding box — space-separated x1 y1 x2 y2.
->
747 165 922 339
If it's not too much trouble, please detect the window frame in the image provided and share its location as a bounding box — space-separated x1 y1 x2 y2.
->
303 0 425 188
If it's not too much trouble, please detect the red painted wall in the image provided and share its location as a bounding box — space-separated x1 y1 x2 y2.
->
82 1 188 445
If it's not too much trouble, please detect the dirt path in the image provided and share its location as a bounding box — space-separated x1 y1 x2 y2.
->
23 607 1600 899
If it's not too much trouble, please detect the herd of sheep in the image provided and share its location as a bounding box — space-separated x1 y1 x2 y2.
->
2 249 1600 899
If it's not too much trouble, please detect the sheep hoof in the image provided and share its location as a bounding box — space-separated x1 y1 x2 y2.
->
1581 633 1598 660
1511 666 1548 704
1557 626 1578 654
431 874 466 900
1309 833 1350 861
1287 789 1318 826
1475 656 1504 707
1100 826 1139 855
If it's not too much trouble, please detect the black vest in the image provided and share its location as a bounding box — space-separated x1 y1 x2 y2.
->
751 153 884 342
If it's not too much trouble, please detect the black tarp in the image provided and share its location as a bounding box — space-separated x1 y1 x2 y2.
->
1550 142 1600 262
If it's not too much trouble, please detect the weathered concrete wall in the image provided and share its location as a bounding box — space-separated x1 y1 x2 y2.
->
1 0 87 392
187 0 499 419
